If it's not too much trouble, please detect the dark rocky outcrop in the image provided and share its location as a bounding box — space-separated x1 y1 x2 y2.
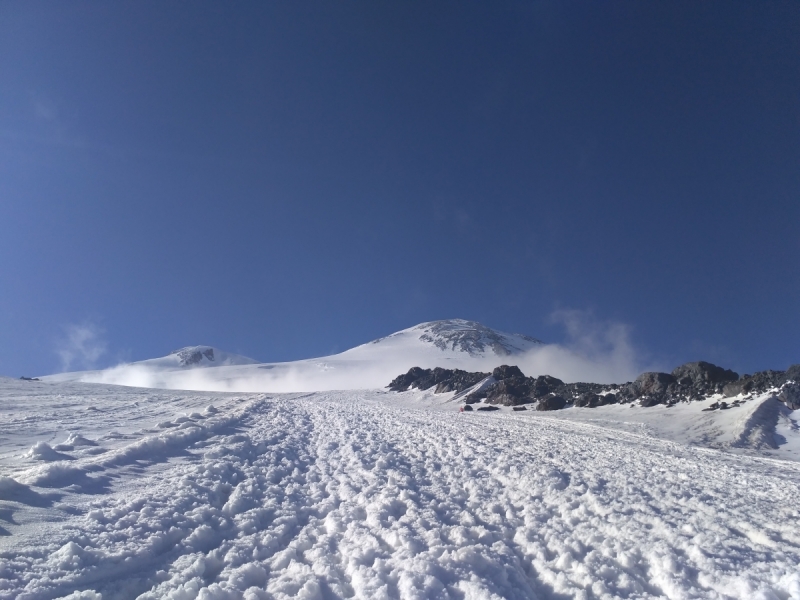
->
492 365 525 380
537 395 567 411
672 361 738 387
574 392 617 408
387 367 488 394
388 361 799 412
483 378 530 406
465 371 567 406
615 362 740 406
723 365 800 398
779 383 800 410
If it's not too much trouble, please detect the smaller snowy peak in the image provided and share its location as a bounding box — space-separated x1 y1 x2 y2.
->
410 319 542 356
158 346 258 368
171 346 217 366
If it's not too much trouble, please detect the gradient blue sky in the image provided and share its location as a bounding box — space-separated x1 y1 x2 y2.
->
1 1 798 378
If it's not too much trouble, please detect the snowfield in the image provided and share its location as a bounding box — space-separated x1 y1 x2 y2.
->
1 378 800 599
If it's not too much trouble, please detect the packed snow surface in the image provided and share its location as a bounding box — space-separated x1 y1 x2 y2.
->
2 377 800 599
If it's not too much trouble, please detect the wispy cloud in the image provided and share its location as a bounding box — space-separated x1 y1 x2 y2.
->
56 322 108 372
510 309 658 384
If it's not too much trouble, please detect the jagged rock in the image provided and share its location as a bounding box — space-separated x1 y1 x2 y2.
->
724 369 786 397
723 378 754 397
574 392 617 408
640 395 666 408
531 375 564 398
671 362 738 387
574 393 602 408
485 378 532 406
388 367 427 392
779 382 800 410
389 360 798 410
616 372 673 406
784 364 800 383
492 365 525 380
388 367 488 393
537 395 567 411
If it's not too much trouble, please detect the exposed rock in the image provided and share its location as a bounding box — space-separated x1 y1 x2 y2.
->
531 375 565 398
175 347 215 366
477 406 500 412
724 370 785 397
389 360 799 412
537 395 567 411
640 395 666 408
779 382 800 410
785 364 800 383
574 392 617 408
464 393 485 405
635 372 676 395
388 367 488 393
492 365 525 381
512 406 527 411
485 377 532 406
462 404 473 412
574 393 602 408
671 361 738 387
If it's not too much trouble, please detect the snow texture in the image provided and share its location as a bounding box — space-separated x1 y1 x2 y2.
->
1 377 799 599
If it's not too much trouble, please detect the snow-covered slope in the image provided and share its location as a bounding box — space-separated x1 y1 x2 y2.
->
42 320 544 392
2 377 800 599
136 345 258 368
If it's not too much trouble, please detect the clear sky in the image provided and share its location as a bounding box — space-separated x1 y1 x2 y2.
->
1 1 798 379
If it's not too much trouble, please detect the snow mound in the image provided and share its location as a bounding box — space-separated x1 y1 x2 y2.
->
25 441 72 462
730 397 786 450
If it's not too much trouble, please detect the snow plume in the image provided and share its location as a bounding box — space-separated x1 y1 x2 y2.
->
57 322 107 372
512 309 654 384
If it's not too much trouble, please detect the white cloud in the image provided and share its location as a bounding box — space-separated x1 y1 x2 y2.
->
57 322 108 372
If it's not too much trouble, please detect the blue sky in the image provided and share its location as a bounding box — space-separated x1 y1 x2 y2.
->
1 1 798 379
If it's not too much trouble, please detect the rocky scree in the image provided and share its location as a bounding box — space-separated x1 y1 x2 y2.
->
388 361 800 411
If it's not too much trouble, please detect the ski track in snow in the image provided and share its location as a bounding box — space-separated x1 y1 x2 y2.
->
1 383 800 599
